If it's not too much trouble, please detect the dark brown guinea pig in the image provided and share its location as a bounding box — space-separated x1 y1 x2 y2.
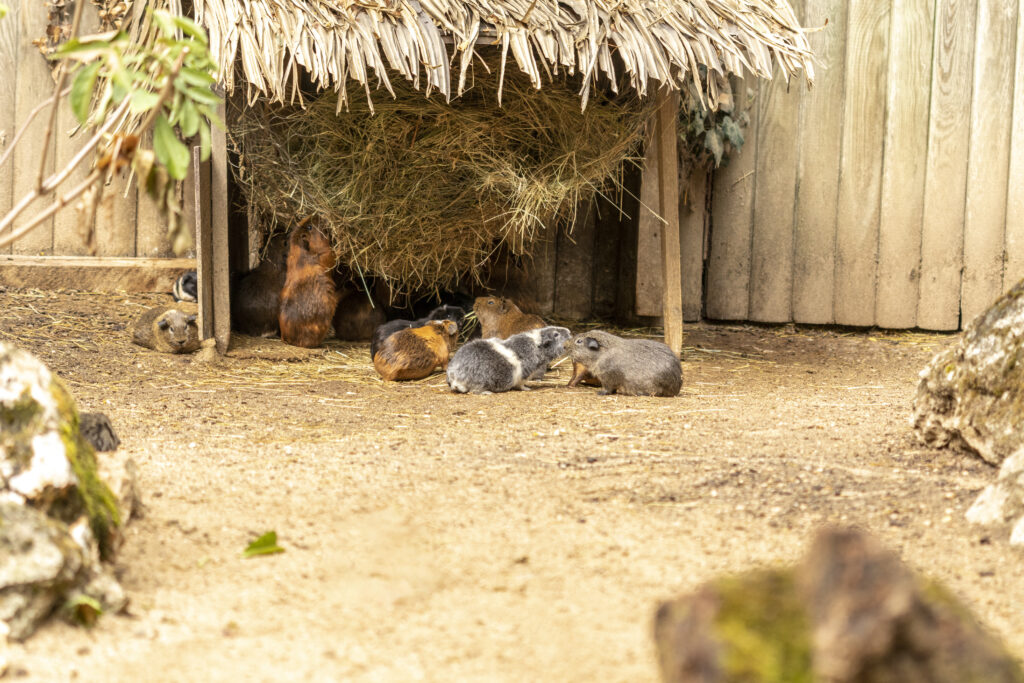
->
232 234 288 337
279 218 339 348
372 320 458 381
473 296 545 339
333 287 387 341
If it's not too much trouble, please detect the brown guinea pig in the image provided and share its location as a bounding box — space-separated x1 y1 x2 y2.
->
567 360 602 387
279 218 339 348
372 320 459 381
473 296 545 339
232 234 288 337
333 287 387 341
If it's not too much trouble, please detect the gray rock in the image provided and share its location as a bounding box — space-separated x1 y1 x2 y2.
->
965 451 1024 545
913 279 1024 467
0 502 86 641
0 343 131 640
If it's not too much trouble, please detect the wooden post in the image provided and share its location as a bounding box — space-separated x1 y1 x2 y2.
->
210 101 231 352
656 88 683 355
194 147 214 341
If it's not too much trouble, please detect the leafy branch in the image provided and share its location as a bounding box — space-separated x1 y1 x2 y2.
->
0 7 222 254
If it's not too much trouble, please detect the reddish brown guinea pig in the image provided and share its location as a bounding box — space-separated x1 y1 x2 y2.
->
567 360 602 387
372 320 459 381
473 296 545 339
279 218 339 348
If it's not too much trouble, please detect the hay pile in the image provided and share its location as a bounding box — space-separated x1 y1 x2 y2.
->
229 61 652 296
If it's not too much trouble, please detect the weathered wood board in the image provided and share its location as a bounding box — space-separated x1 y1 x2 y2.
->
960 0 1018 323
635 119 663 317
0 1 18 256
792 0 846 325
749 66 799 323
833 0 890 326
554 201 596 319
706 72 758 321
12 1 55 256
0 255 195 292
919 0 977 330
680 170 707 322
1006 0 1024 288
656 89 683 354
876 0 933 328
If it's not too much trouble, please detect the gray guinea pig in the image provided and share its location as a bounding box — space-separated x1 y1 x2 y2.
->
566 330 681 397
447 326 571 394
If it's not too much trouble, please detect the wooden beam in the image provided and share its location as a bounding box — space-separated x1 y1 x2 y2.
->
0 255 195 292
210 101 232 353
656 88 683 356
635 120 663 317
194 147 214 341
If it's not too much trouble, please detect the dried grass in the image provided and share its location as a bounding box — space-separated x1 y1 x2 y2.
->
230 61 652 297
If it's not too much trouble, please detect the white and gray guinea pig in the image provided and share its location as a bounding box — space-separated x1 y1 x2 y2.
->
447 326 571 394
173 270 198 303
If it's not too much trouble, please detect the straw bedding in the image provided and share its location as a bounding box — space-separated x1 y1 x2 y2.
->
230 61 653 296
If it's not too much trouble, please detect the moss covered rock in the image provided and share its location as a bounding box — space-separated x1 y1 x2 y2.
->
0 343 120 555
913 278 1024 467
0 343 130 641
654 528 1023 683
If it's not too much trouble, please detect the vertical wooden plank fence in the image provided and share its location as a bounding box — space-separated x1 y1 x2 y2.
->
0 1 18 257
709 0 1023 330
876 0 934 329
917 0 978 330
960 0 1019 321
792 0 846 325
1007 5 1024 287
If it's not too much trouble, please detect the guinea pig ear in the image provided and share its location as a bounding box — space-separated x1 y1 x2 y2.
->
585 337 600 351
186 314 198 325
158 319 170 331
445 321 458 335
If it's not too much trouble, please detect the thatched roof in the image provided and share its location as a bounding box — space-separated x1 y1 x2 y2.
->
193 0 813 110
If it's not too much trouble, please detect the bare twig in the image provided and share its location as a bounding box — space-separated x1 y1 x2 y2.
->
35 0 88 192
0 87 72 171
0 99 130 237
0 169 102 249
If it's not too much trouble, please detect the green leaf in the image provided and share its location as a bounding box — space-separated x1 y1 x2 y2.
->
243 531 284 558
172 15 209 45
178 66 216 88
129 89 161 115
151 9 177 38
69 62 101 124
184 85 222 107
198 121 211 162
153 114 190 180
64 594 103 627
179 101 200 137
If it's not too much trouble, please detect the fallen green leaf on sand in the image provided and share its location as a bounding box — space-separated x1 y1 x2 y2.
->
243 531 284 558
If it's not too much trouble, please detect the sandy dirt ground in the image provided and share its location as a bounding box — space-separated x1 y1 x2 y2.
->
1 288 1021 682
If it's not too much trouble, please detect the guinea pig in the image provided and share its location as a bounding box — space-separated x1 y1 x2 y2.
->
566 330 681 397
373 320 459 381
232 234 288 337
473 296 545 339
172 271 197 303
370 305 466 358
279 218 339 348
567 361 602 388
446 326 571 394
333 287 387 342
79 412 120 452
131 303 200 354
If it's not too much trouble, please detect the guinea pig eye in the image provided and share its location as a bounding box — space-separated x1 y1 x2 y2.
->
158 320 170 331
575 338 582 344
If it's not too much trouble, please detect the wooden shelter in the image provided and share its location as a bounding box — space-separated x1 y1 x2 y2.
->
190 0 814 352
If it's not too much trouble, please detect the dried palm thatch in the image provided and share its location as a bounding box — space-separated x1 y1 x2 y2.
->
193 0 813 110
231 60 652 295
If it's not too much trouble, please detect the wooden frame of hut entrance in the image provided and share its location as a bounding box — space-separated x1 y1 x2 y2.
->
192 89 686 357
